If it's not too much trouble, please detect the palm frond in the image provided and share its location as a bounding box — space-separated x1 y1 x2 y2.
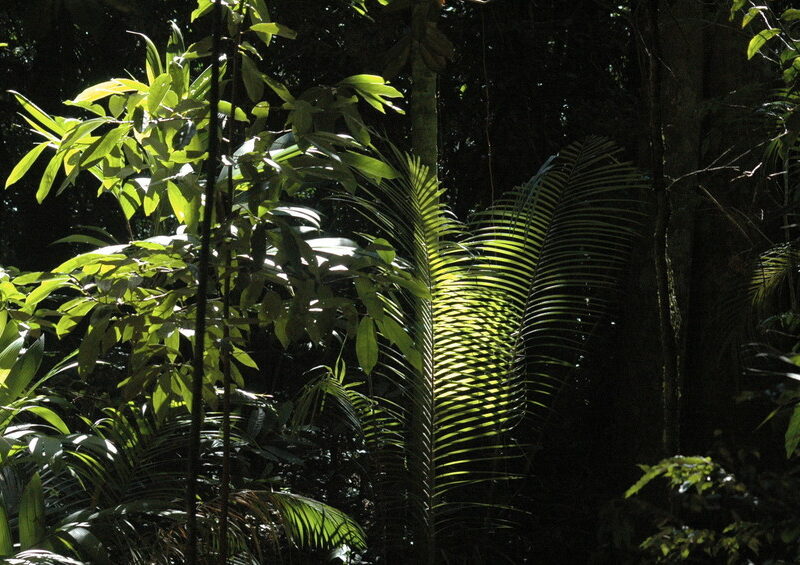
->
340 137 643 562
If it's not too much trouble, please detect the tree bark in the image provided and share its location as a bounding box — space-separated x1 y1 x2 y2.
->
411 0 440 175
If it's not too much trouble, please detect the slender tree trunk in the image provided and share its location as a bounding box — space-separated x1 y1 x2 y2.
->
411 0 440 175
609 0 702 469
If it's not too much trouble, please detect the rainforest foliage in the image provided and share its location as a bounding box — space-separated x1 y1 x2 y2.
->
1 0 800 563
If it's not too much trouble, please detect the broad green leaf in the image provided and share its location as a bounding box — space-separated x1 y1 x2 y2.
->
372 237 396 264
191 0 213 21
25 276 72 308
341 151 399 180
36 149 66 203
742 6 765 28
19 472 46 549
252 101 270 118
167 181 189 223
73 79 140 103
24 405 70 434
79 125 127 168
165 330 180 362
263 75 294 102
6 141 50 189
56 298 96 338
747 28 780 59
356 316 378 374
232 347 259 369
143 186 161 216
0 336 23 385
77 309 111 376
782 8 800 22
377 316 421 371
250 22 297 39
3 335 44 404
241 53 265 103
147 73 172 114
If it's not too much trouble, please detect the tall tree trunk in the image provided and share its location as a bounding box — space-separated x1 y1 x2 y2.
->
608 0 702 469
411 0 440 175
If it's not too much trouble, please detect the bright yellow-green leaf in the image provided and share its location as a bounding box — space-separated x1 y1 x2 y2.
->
36 150 66 203
341 151 399 180
218 100 248 121
147 73 172 114
80 126 128 168
250 22 297 39
10 90 65 135
747 28 781 59
782 8 800 22
5 141 50 189
742 6 764 28
167 180 189 222
73 79 140 103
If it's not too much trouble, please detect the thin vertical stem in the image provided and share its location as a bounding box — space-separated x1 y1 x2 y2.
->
219 5 244 562
645 0 680 456
187 0 222 562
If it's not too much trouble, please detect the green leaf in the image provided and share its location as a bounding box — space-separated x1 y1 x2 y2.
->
218 100 248 121
730 0 746 20
241 53 265 103
6 141 50 189
24 405 70 434
130 32 164 84
0 335 23 387
56 297 96 338
0 503 12 556
2 335 44 404
742 6 765 28
10 90 65 135
25 275 72 308
147 73 172 114
73 79 143 103
263 75 294 102
79 125 127 168
782 8 800 22
51 234 113 248
372 237 396 264
377 316 421 371
747 28 781 59
36 148 66 202
786 404 800 458
191 0 213 21
19 472 46 549
250 22 297 39
356 316 378 374
341 151 399 180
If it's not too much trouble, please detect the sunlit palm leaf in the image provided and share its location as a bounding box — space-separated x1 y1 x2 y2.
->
342 137 643 562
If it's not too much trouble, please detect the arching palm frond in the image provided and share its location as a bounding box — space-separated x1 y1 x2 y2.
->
470 137 645 429
340 137 643 563
39 402 366 564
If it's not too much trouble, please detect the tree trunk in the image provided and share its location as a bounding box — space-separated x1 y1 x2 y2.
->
411 0 440 175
